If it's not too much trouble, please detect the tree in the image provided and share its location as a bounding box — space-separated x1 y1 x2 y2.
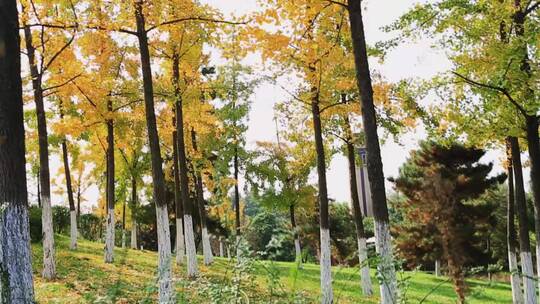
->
392 141 505 302
0 0 35 301
246 139 316 263
20 0 78 279
505 139 523 304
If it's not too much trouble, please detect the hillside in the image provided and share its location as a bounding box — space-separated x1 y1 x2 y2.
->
32 235 512 303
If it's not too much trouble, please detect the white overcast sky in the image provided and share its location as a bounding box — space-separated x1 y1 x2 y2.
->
41 0 511 209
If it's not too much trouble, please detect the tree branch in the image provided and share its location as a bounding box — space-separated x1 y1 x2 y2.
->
146 16 249 33
451 71 528 116
43 73 82 92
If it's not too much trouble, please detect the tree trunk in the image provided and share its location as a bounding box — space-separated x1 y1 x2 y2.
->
37 172 41 208
506 141 523 304
130 176 138 250
345 119 373 296
191 129 213 265
172 103 185 264
23 17 56 281
121 198 126 249
311 99 333 304
290 204 302 263
0 3 35 300
134 2 173 301
219 237 224 257
435 260 441 277
104 100 115 263
524 116 540 292
234 145 241 237
509 136 536 303
172 50 197 278
60 104 77 250
347 1 397 302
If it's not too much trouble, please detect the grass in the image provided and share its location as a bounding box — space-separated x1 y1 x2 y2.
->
32 235 513 303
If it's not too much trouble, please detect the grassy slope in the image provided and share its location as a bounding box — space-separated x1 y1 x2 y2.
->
33 235 512 303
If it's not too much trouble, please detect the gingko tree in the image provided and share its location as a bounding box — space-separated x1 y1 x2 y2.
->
0 0 35 301
389 1 539 301
246 139 316 263
20 0 79 279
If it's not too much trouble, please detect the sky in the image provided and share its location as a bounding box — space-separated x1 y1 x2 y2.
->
41 0 511 209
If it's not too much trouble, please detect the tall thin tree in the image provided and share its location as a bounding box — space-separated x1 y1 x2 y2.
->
347 1 397 301
0 0 35 300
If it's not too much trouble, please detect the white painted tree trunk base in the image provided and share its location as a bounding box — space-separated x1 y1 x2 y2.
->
175 218 185 265
520 251 536 304
70 210 78 250
104 209 115 263
357 237 373 296
219 238 224 257
374 220 397 304
319 228 333 304
131 220 138 250
202 227 213 265
184 214 198 277
508 250 523 304
295 238 302 264
435 260 441 277
121 230 126 249
41 196 56 279
156 204 174 303
1 204 35 302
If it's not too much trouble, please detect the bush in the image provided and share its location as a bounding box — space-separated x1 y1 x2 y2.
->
79 213 102 241
29 206 42 243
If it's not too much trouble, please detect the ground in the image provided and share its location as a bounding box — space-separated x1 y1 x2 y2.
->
32 235 512 303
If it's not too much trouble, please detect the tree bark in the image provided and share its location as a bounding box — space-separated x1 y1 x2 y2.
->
311 98 333 304
134 2 173 301
60 103 78 250
172 105 185 264
23 14 56 281
505 139 523 304
345 117 373 296
37 172 41 208
172 50 197 278
234 145 241 237
130 176 138 250
509 136 536 303
104 100 115 263
191 129 213 265
290 204 302 263
347 1 397 302
0 2 35 300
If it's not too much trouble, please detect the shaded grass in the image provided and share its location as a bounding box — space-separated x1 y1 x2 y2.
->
33 235 512 303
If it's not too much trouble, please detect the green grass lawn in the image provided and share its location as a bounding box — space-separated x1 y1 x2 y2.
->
32 235 512 303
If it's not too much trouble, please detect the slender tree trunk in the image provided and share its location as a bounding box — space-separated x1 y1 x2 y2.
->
134 2 173 301
77 186 81 219
311 99 333 304
506 140 523 304
219 237 224 257
191 129 213 265
130 176 138 250
172 104 185 264
509 136 536 303
0 4 35 300
290 204 302 263
121 198 126 249
345 118 373 296
234 145 241 238
23 18 56 281
104 101 115 263
435 260 441 277
60 104 78 250
347 1 397 302
524 116 540 292
172 50 197 278
37 172 41 208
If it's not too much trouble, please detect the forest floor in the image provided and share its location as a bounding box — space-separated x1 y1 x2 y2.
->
32 235 512 303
